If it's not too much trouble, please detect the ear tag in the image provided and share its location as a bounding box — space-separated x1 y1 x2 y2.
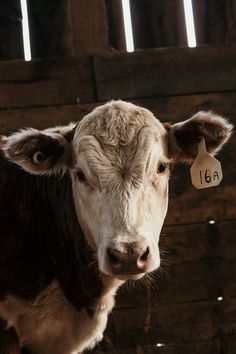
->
190 137 223 189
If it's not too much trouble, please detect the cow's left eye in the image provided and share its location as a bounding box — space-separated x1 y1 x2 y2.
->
158 163 167 174
32 151 44 165
76 170 87 182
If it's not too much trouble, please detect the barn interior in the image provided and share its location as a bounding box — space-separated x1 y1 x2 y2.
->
0 0 235 353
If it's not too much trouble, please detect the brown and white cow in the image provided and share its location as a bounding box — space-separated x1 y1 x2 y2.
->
0 101 233 354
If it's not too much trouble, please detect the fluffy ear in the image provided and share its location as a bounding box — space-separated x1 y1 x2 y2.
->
167 111 233 163
1 124 76 175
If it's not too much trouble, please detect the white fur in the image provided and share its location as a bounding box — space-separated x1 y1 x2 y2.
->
0 278 122 354
71 102 169 279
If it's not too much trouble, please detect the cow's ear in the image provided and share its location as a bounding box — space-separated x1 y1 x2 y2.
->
1 124 76 175
167 111 233 163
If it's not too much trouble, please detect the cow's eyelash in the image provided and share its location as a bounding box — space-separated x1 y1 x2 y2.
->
157 161 171 174
76 169 87 183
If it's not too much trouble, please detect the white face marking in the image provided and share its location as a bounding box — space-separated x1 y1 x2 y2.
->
71 114 170 280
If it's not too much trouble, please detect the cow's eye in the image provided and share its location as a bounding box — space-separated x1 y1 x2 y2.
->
32 151 44 165
76 170 87 183
158 163 167 174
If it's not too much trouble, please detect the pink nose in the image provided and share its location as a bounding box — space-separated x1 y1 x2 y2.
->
106 242 151 275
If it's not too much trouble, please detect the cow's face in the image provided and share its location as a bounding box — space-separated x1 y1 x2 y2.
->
71 102 170 280
2 101 233 281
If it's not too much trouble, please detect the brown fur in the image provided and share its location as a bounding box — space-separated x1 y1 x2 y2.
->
167 111 233 162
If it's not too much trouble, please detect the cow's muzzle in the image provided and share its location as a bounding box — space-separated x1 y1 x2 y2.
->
104 241 155 280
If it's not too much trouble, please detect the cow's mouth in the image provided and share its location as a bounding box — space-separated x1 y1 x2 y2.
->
115 273 145 281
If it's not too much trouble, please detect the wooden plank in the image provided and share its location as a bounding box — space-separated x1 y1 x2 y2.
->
1 91 236 132
89 334 236 353
1 47 236 109
112 297 236 348
111 337 236 354
131 91 236 125
94 44 236 101
90 339 222 354
69 0 109 55
192 0 236 45
117 259 236 308
225 0 236 42
105 0 126 51
162 221 236 264
0 57 95 108
130 0 186 49
27 0 71 58
0 0 24 60
192 0 226 44
0 104 90 135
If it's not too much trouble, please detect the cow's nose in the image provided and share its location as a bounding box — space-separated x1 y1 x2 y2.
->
106 242 151 275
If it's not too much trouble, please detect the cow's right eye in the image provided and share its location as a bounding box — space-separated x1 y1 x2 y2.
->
76 170 87 183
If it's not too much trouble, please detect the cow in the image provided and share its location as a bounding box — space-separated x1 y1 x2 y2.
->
0 101 233 354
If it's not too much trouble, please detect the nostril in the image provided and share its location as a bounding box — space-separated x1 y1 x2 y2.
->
140 247 150 262
107 248 120 265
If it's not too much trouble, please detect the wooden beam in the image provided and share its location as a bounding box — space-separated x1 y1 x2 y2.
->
0 57 95 109
130 0 186 49
1 91 236 132
0 105 90 134
105 0 126 51
117 259 236 307
112 297 236 348
94 44 236 101
27 0 71 58
192 0 236 45
0 0 24 60
1 45 236 108
69 0 109 55
88 337 236 354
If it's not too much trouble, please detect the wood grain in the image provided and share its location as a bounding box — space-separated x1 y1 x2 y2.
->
0 91 236 132
112 296 236 348
94 44 236 101
0 0 23 60
192 0 236 45
69 0 109 55
27 0 71 58
0 57 95 109
130 0 186 49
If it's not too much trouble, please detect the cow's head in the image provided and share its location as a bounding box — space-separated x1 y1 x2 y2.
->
1 101 233 281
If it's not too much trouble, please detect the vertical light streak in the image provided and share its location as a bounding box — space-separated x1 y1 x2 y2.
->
183 0 197 48
20 0 32 61
121 0 134 52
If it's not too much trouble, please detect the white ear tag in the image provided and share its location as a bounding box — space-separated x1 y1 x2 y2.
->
190 137 223 189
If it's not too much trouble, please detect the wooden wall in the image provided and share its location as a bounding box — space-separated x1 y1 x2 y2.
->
0 1 235 353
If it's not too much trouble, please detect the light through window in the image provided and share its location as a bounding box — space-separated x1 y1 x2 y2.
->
121 0 134 52
183 0 197 47
20 0 32 61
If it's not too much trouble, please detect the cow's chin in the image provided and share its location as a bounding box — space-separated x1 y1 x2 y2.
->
101 270 146 281
115 273 145 281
